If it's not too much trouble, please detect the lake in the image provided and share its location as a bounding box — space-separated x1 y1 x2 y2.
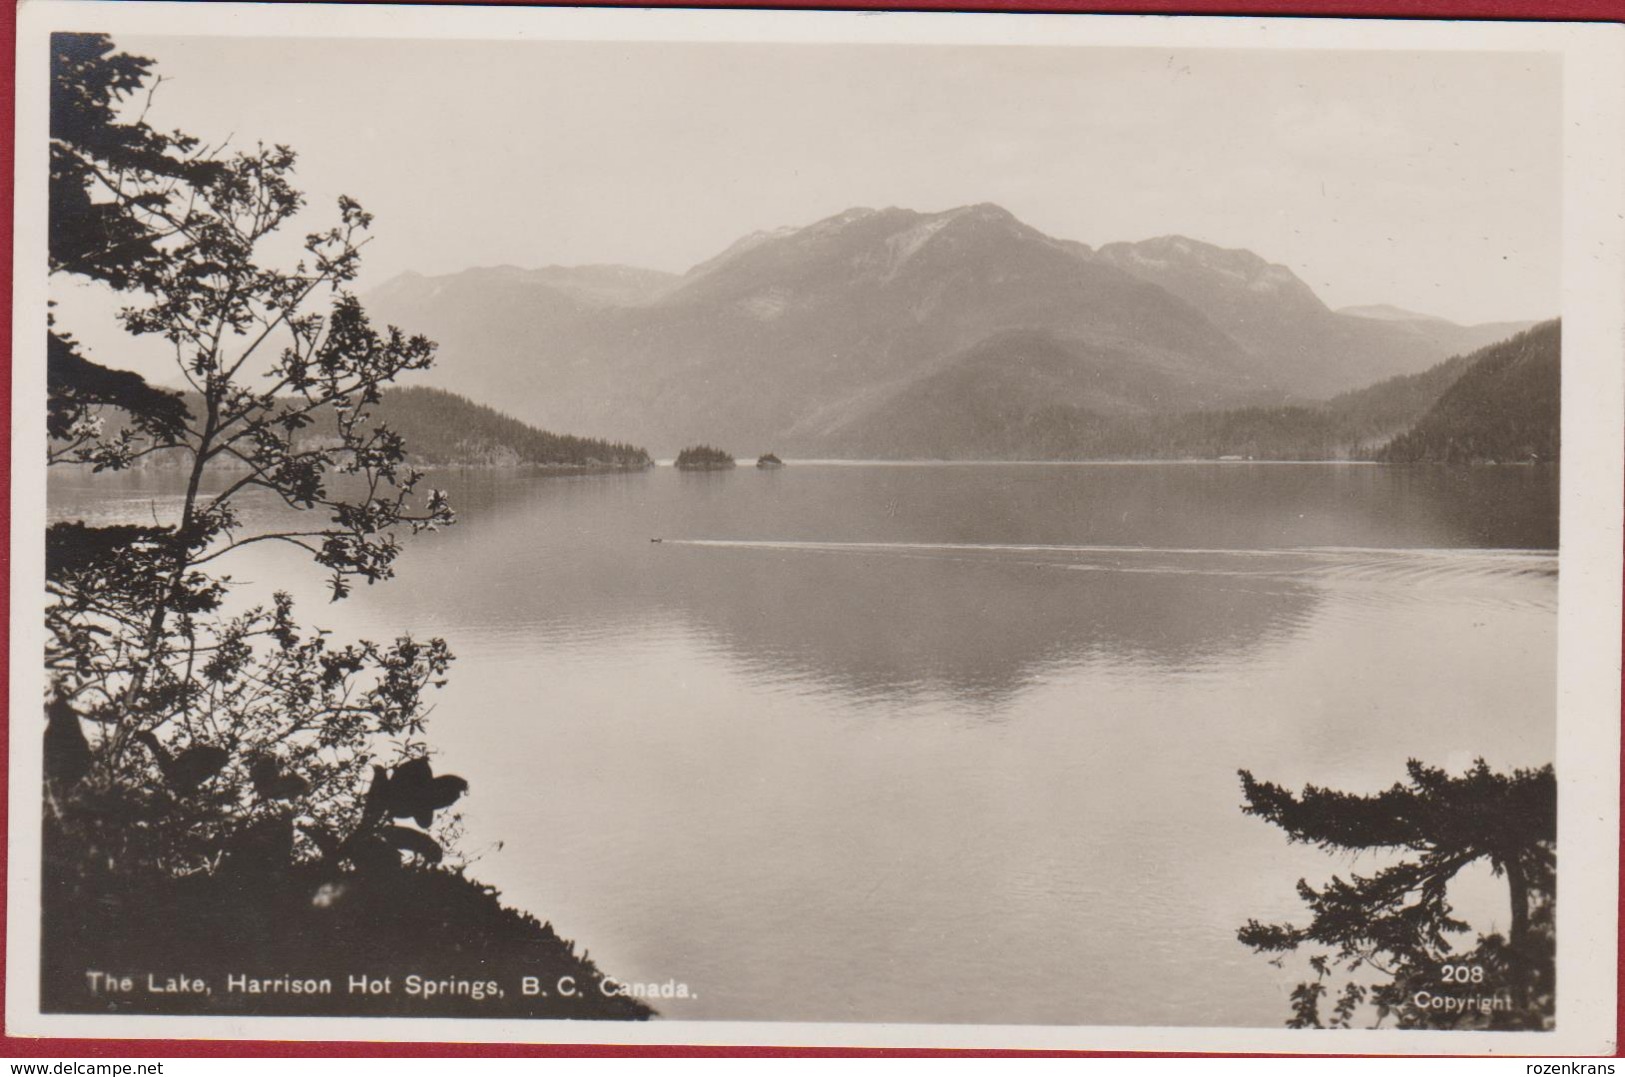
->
48 461 1558 1027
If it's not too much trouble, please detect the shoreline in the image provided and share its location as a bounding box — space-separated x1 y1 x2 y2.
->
651 458 1555 468
56 457 1558 477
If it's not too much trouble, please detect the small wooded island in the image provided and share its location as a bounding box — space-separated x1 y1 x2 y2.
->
674 445 736 470
756 452 785 469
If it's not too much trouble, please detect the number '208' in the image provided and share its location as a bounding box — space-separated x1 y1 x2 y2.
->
1440 965 1485 983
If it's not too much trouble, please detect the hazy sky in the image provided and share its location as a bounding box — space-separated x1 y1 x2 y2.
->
92 35 1560 325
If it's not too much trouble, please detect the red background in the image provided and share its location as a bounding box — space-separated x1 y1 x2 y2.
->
1 0 1620 1059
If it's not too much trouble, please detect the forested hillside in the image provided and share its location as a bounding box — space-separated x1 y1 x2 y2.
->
835 329 1486 461
1377 321 1559 464
351 387 651 468
61 386 652 470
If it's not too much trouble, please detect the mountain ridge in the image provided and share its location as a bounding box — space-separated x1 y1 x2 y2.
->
1378 321 1560 464
365 203 1543 458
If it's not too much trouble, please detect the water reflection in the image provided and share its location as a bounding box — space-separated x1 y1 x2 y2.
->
45 462 1559 1025
49 463 1557 710
654 541 1323 704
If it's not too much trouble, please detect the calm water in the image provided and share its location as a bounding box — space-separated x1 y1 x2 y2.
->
50 462 1558 1026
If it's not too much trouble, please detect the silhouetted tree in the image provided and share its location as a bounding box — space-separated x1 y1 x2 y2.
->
1237 759 1555 1029
46 33 462 879
35 36 667 1022
47 32 221 468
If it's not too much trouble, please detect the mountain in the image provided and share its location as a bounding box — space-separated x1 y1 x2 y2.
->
1378 321 1559 464
371 204 1261 456
1337 302 1538 360
837 328 1488 461
371 264 678 310
366 205 1541 458
828 328 1249 459
1094 237 1535 398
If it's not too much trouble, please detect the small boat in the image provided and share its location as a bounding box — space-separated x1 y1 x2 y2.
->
650 537 663 543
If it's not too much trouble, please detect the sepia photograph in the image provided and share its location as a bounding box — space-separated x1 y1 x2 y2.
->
6 1 1622 1054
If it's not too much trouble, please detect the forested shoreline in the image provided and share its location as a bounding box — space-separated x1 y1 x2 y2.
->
830 320 1559 464
58 385 653 472
56 325 1555 471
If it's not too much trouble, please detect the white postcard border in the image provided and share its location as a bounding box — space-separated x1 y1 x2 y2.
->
8 1 1622 1053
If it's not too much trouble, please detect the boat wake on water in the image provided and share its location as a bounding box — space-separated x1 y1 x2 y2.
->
656 538 1558 589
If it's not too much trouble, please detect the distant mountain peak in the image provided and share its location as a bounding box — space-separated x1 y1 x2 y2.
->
946 201 1018 222
1338 304 1450 324
367 262 677 310
1094 234 1327 315
678 202 1057 297
796 202 1021 241
784 206 892 241
1101 234 1293 281
683 223 806 279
